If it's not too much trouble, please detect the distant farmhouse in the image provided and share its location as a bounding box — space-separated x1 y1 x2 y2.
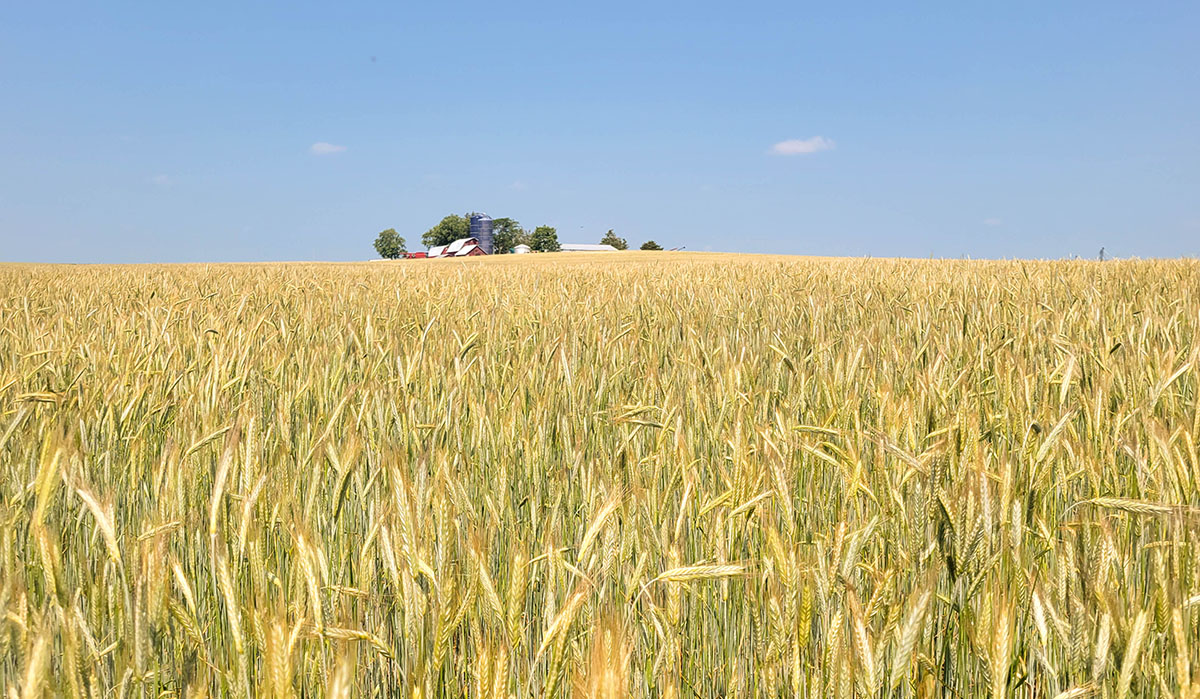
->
408 214 622 259
417 214 495 258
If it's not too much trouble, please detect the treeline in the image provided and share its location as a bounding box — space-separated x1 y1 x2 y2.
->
372 216 664 258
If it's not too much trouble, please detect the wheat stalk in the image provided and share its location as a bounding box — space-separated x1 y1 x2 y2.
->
1116 610 1149 699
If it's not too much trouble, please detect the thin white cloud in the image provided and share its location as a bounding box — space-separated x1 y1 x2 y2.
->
770 137 835 156
310 142 346 155
150 174 171 186
509 180 528 191
983 217 1002 226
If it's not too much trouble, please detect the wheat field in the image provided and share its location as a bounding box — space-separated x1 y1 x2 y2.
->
1 253 1198 697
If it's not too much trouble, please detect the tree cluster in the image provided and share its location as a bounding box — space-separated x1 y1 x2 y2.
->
492 218 527 253
600 230 628 250
373 229 406 259
421 214 471 249
529 226 560 252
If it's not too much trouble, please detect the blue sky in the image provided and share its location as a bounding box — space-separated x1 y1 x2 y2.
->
2 2 1197 262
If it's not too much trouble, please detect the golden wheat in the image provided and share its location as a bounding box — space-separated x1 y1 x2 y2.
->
0 253 1198 696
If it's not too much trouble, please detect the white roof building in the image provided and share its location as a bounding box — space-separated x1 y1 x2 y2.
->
427 237 485 258
513 244 532 254
560 243 619 252
445 237 476 255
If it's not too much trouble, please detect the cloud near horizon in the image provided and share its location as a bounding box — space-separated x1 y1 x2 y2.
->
310 142 346 155
770 136 835 155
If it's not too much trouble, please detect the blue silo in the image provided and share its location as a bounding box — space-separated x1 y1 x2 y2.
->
470 214 494 255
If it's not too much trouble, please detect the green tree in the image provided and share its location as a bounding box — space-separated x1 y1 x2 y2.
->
421 214 469 249
373 228 406 259
492 218 528 254
530 225 561 252
599 229 628 250
640 240 663 251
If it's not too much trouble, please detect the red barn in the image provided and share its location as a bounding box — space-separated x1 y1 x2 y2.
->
426 237 490 258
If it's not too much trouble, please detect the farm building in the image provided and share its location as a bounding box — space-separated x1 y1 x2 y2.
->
414 213 499 258
561 243 618 252
445 237 475 256
426 237 488 258
513 244 532 254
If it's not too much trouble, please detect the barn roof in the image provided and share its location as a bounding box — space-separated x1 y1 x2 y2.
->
454 244 479 256
445 237 477 255
428 245 447 257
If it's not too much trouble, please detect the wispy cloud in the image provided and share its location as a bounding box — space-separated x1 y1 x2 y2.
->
310 142 346 155
509 180 528 191
770 137 835 156
150 174 171 187
983 217 1002 226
